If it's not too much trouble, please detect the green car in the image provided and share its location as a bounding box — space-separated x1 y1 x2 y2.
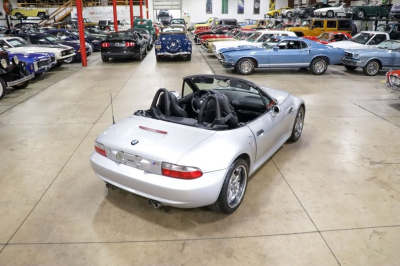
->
345 3 392 20
133 19 156 40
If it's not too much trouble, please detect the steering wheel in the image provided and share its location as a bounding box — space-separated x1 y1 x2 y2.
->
191 90 211 113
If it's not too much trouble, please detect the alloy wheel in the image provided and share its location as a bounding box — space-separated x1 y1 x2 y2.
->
294 109 304 139
227 165 247 208
313 60 326 74
240 60 253 74
367 61 379 75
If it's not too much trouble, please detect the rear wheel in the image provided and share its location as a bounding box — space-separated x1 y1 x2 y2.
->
186 54 192 61
363 60 380 76
101 56 109 62
286 11 292 18
345 65 357 71
288 106 305 142
156 55 161 61
0 77 6 99
236 58 255 75
38 12 46 19
327 10 334 18
310 57 328 75
356 9 365 19
209 159 248 214
15 13 22 19
12 69 31 90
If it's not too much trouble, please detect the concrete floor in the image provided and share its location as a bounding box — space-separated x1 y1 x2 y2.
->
0 42 399 265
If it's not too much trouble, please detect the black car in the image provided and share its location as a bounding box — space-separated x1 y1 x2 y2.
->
0 48 34 99
295 4 332 18
101 31 147 62
131 28 153 50
45 29 103 51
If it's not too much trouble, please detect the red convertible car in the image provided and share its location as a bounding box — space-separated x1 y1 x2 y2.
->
386 70 400 94
303 32 352 44
199 28 254 45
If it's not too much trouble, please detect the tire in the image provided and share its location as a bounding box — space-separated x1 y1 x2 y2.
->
236 58 255 75
310 57 328 75
147 44 152 51
304 12 310 18
274 12 278 19
63 55 75 64
137 50 144 61
288 106 305 142
38 12 46 19
209 158 248 214
15 13 22 20
156 55 161 61
363 60 380 76
101 56 109 62
344 65 357 71
287 11 292 18
12 69 31 90
186 54 192 61
327 10 334 18
356 9 365 19
0 77 6 99
54 62 63 67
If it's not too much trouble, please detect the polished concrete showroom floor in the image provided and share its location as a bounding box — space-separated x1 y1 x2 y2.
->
0 43 399 265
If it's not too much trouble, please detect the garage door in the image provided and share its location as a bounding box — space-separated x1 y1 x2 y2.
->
153 0 181 10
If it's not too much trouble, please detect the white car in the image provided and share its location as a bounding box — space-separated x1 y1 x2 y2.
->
314 3 347 18
90 75 305 214
0 36 75 65
328 31 389 49
212 30 297 58
281 8 295 18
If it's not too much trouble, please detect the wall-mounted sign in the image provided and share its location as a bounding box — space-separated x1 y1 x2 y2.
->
254 0 260 14
3 0 12 15
238 0 244 14
206 0 212 14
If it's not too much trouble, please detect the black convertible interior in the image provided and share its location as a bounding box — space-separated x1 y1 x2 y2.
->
135 75 276 130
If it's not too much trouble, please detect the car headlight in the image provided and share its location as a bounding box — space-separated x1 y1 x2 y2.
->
354 53 360 59
0 59 7 68
34 61 38 72
390 75 400 86
13 56 19 65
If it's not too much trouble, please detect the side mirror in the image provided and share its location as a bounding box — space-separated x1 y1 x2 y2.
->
273 46 279 51
271 105 281 117
170 90 181 99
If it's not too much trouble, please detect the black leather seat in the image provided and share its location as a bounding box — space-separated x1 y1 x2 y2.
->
198 94 239 129
150 88 188 119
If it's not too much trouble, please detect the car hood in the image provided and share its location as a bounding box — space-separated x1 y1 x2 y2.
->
344 47 384 54
8 52 50 61
213 40 252 48
328 41 366 49
220 45 263 53
97 116 216 164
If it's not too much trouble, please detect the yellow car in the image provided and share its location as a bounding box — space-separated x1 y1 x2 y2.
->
266 7 291 18
194 17 219 29
242 19 268 29
11 7 48 20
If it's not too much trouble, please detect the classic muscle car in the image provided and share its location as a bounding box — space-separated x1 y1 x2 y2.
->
7 50 56 76
218 36 345 75
202 30 255 52
328 31 389 49
0 48 34 99
386 70 400 94
11 7 48 20
101 31 147 62
155 26 192 61
345 3 392 19
0 36 75 65
303 32 351 44
342 40 400 76
313 3 347 18
212 30 297 57
90 75 305 214
45 29 103 51
266 7 292 18
272 22 301 30
294 4 332 18
13 33 91 64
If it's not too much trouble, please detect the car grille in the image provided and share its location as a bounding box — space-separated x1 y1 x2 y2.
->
50 56 56 62
62 49 74 56
37 59 51 68
344 52 353 58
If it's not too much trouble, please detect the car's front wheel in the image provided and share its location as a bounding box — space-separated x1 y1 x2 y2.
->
0 77 6 99
288 106 305 142
236 58 255 75
186 54 192 61
15 13 22 19
356 9 365 19
310 57 328 75
363 60 380 76
286 11 292 18
326 10 334 18
13 69 31 90
209 158 248 214
38 12 46 19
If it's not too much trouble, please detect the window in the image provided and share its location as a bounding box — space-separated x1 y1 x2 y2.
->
333 34 347 41
313 21 324 28
300 41 308 49
370 34 387 45
338 20 351 30
258 34 272 42
222 0 228 14
327 21 337 29
182 81 193 97
278 40 302 49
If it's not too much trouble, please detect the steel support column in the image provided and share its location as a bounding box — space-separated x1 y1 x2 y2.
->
129 0 134 27
76 0 87 67
146 0 149 19
113 0 118 31
140 0 143 19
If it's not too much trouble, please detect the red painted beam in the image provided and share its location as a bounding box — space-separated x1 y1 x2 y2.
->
146 0 149 19
140 0 143 19
113 0 118 31
129 0 134 27
75 0 87 67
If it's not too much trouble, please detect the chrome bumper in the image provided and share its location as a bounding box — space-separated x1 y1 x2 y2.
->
7 73 35 87
342 57 362 66
156 52 191 56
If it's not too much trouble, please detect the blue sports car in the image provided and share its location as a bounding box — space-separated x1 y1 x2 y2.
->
7 50 56 76
155 25 192 61
218 36 345 75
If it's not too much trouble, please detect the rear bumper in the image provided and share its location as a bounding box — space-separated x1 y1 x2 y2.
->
156 51 191 57
90 152 225 208
101 51 137 58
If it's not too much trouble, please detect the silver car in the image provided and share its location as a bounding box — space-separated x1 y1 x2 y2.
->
90 75 305 214
342 40 400 76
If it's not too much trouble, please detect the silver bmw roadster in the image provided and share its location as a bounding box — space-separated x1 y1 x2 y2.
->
90 75 305 214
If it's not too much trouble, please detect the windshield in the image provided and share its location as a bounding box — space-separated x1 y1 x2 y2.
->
376 24 393 33
377 40 400 50
162 27 185 33
318 33 332 40
351 32 374 44
171 19 185 24
301 20 311 27
262 37 280 49
246 32 262 42
106 31 137 40
5 38 28 47
190 76 260 95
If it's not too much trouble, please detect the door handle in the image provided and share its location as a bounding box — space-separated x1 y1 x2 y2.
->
257 129 264 136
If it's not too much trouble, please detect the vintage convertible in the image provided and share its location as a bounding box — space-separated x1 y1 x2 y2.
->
313 3 347 18
303 32 352 44
0 48 34 99
345 3 392 19
386 70 400 94
155 26 192 61
90 75 305 213
342 40 400 76
218 36 344 75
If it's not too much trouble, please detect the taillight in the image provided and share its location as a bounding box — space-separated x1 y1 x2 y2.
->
94 142 107 157
101 42 110 48
161 163 203 179
125 42 135 47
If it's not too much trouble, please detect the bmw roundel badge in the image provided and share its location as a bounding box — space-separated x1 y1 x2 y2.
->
131 140 139 145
